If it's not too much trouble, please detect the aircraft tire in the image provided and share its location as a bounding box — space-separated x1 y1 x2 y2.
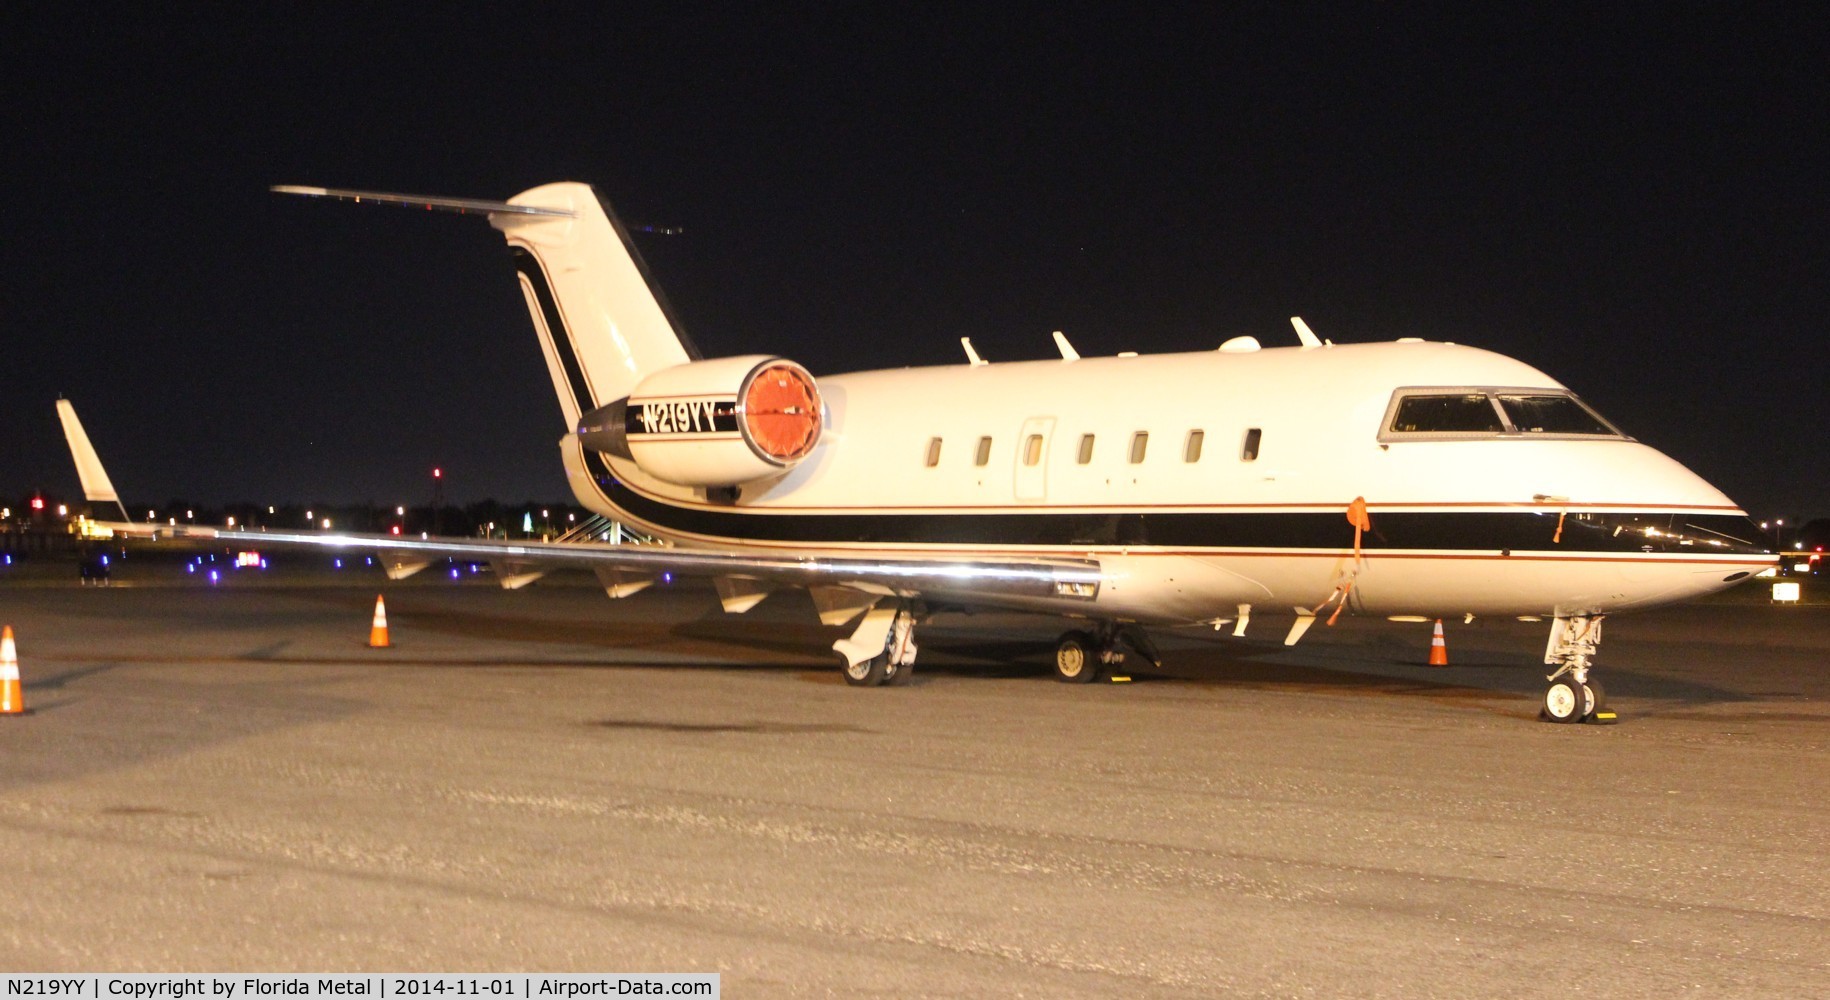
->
885 660 916 686
1542 678 1589 723
1583 679 1606 719
1054 631 1099 684
841 652 889 687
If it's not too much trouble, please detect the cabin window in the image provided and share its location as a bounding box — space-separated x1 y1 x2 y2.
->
1391 394 1506 433
1077 434 1095 464
1184 430 1204 463
925 437 942 467
1023 434 1043 466
1241 428 1262 461
1129 431 1148 464
975 436 992 466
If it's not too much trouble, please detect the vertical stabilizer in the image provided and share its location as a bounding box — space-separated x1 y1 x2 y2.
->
54 400 129 520
493 183 696 426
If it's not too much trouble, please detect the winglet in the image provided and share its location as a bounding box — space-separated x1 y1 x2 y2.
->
1052 330 1080 361
54 400 130 521
1291 316 1323 348
960 337 988 367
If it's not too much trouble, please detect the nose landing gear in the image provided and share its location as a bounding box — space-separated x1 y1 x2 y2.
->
1540 615 1616 724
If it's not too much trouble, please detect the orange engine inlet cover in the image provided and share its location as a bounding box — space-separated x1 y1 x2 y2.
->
741 362 822 463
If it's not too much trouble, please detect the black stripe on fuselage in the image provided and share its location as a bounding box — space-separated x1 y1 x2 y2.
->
513 245 598 414
580 466 1768 556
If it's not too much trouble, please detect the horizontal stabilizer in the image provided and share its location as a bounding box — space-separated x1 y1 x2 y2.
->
272 185 576 218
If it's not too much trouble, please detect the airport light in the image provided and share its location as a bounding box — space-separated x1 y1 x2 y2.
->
321 518 332 529
1773 581 1801 603
431 468 444 534
396 506 405 516
226 516 236 527
57 505 68 517
31 497 44 511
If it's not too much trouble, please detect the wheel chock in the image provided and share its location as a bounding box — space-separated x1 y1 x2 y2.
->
1108 674 1132 683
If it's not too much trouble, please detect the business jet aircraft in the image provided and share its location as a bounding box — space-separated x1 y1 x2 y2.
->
68 182 1774 724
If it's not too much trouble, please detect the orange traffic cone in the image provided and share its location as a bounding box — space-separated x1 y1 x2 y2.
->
1427 619 1449 667
368 596 391 648
1 626 24 715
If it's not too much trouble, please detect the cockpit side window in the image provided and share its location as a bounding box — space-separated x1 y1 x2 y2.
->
1381 388 1629 442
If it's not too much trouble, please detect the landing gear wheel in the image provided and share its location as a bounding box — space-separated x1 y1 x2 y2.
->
1583 679 1608 722
1055 631 1100 683
1542 677 1592 723
841 652 889 687
885 659 915 686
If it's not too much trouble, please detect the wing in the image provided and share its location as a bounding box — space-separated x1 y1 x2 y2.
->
90 520 1102 613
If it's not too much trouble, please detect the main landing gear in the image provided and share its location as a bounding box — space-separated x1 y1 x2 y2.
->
1540 615 1615 724
834 600 920 687
1054 623 1159 683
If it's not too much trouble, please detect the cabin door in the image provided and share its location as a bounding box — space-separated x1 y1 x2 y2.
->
1014 416 1055 502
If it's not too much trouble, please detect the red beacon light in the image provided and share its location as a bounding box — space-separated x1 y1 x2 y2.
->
30 497 45 511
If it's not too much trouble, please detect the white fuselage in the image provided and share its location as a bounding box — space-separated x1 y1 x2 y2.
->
561 340 1769 626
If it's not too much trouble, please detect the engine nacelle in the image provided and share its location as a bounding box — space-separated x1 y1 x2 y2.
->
575 355 824 488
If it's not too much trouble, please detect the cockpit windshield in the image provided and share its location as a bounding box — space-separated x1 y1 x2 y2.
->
1391 394 1506 433
1493 394 1617 435
1382 389 1626 441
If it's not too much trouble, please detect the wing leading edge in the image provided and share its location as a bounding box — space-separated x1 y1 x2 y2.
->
88 520 1102 607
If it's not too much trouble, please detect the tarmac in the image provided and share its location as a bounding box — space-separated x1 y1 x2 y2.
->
0 563 1825 996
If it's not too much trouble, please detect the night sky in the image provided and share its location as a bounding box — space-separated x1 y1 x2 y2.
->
5 7 1825 521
